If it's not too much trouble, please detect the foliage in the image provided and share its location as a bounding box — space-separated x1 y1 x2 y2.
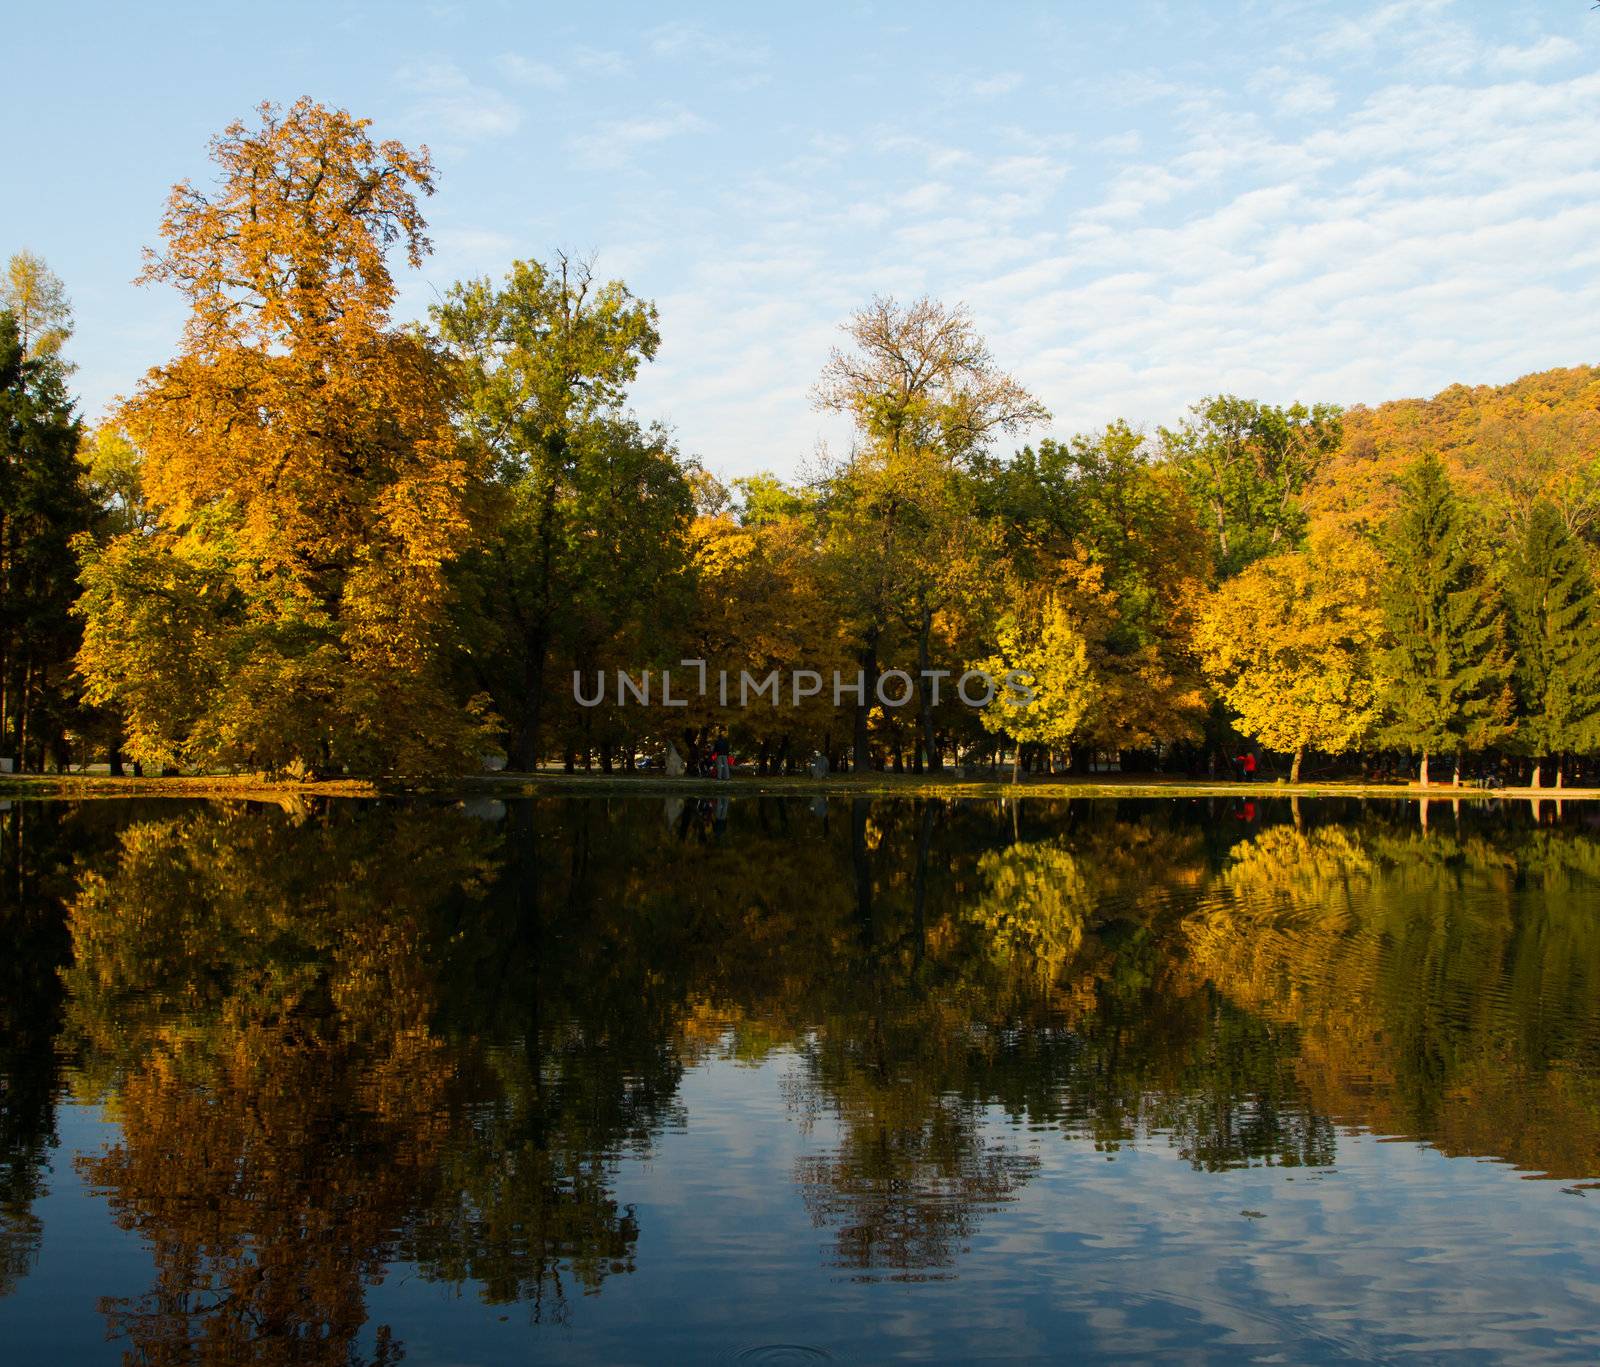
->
973 589 1098 775
1162 394 1342 576
1 251 73 364
0 307 88 769
989 423 1209 750
813 296 1048 770
1505 500 1600 772
433 254 691 769
1195 531 1387 779
75 99 486 774
1376 453 1513 781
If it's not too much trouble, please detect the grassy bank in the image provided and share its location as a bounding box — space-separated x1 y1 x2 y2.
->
5 770 1597 803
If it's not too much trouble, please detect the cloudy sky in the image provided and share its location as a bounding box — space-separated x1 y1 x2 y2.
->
6 1 1597 478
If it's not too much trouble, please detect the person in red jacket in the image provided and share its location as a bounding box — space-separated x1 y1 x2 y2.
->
1237 751 1257 782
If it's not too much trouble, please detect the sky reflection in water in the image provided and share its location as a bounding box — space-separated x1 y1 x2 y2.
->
1 793 1597 1363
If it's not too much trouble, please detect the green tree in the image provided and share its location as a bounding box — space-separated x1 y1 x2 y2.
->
432 255 673 771
0 310 88 770
732 471 812 527
1162 395 1342 576
538 415 696 770
1505 500 1600 785
1378 453 1513 785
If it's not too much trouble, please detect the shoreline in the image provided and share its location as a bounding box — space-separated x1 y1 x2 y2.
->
4 771 1597 803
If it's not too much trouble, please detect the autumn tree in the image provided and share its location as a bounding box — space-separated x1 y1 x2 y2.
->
987 422 1209 755
1195 531 1387 782
1505 500 1600 785
75 99 484 775
973 588 1098 781
814 296 1047 770
673 488 847 770
1377 453 1513 785
0 309 88 770
1 251 73 364
432 255 683 770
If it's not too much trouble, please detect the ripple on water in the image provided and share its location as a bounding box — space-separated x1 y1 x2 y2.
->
733 1346 836 1364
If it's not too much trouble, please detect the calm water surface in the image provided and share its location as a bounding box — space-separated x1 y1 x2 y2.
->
1 793 1598 1363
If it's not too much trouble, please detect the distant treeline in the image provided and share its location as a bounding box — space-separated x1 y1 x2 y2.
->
2 98 1597 783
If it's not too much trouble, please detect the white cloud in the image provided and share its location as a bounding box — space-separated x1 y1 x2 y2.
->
1487 34 1580 75
570 106 712 171
1097 131 1143 157
966 71 1025 98
494 53 566 90
657 40 1600 476
1252 67 1338 117
646 21 770 72
395 62 520 139
571 46 631 78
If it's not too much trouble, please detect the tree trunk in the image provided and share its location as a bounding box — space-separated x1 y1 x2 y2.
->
1531 758 1544 789
853 635 879 774
1291 746 1304 783
1419 751 1430 787
1012 742 1022 784
915 609 943 773
511 630 550 773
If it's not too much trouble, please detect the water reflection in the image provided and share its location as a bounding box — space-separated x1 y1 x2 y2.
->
0 794 1597 1360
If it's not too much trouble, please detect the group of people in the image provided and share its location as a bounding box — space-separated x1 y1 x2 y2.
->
671 732 733 779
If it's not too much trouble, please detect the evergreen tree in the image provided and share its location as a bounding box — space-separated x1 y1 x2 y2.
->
0 310 89 770
1378 453 1512 785
1506 500 1600 784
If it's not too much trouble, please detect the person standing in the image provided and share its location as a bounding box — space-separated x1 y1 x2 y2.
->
713 732 731 780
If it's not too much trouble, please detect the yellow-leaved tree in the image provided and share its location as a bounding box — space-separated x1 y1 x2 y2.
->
1194 531 1387 781
974 588 1099 781
76 99 488 774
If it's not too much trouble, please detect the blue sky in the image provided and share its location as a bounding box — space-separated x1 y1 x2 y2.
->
5 1 1597 478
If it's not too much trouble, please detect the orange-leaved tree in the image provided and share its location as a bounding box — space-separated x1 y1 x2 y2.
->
76 99 489 774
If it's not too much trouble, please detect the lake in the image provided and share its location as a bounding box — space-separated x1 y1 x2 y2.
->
1 793 1598 1363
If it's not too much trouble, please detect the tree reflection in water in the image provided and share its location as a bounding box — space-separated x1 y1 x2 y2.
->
0 794 1592 1357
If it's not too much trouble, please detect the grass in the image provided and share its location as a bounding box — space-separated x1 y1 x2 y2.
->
4 769 1596 802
